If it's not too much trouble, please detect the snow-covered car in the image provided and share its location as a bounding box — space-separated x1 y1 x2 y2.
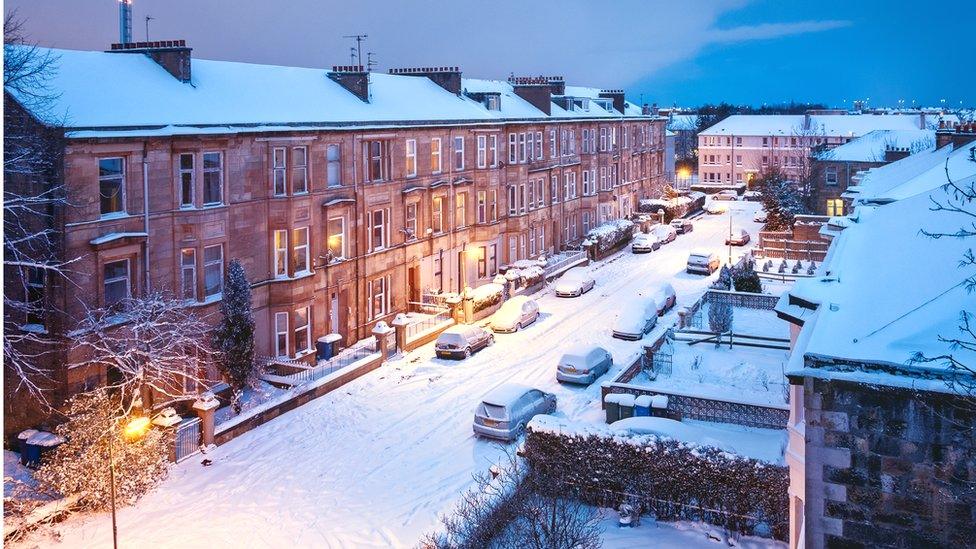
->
554 268 595 297
630 233 659 253
712 190 739 201
687 250 720 275
489 296 540 333
670 219 693 234
435 325 494 359
753 211 768 223
742 190 763 202
556 345 613 385
473 384 556 441
611 297 658 340
705 202 727 215
649 282 676 315
650 224 677 244
726 229 751 246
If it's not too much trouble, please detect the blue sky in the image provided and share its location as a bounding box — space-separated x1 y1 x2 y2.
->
5 0 973 108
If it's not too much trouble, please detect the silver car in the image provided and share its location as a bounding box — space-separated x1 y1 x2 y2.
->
473 384 557 441
556 345 613 385
434 325 494 359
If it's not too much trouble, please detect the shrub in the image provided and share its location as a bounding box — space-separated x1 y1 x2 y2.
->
732 262 763 294
708 301 733 335
470 283 504 313
583 219 635 253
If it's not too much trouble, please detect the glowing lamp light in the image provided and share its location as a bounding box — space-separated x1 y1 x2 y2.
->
123 416 151 441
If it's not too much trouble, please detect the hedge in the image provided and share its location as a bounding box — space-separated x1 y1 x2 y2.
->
523 417 789 541
583 219 635 253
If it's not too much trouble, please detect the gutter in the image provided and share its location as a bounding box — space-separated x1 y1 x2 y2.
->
142 141 150 293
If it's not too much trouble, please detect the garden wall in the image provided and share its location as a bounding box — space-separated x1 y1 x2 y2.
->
524 416 789 541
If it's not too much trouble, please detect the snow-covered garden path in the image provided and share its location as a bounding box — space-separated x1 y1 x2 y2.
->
23 202 765 548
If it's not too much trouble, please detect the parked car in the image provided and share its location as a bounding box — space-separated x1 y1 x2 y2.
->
687 250 720 275
612 297 659 340
705 202 727 215
490 296 540 333
670 219 693 234
753 211 768 223
650 224 677 244
631 233 659 253
554 268 595 297
434 324 494 359
649 282 676 315
712 190 739 201
556 344 613 385
726 229 751 246
743 190 763 202
473 383 556 441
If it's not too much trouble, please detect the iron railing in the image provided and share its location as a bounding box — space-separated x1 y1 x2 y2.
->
543 250 587 277
404 308 454 341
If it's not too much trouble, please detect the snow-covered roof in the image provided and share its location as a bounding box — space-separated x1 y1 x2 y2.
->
6 46 652 138
699 114 951 137
786 149 976 391
667 114 699 131
819 129 935 163
850 143 976 205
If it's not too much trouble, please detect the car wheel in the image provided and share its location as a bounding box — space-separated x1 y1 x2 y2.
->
516 322 522 332
487 335 495 346
515 423 526 439
464 347 472 359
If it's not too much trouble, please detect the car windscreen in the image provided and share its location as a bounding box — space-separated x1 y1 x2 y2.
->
478 402 509 420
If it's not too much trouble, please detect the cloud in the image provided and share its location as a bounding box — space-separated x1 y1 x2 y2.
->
708 20 852 43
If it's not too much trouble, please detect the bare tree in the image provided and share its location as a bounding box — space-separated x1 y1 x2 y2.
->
3 10 71 409
70 292 215 414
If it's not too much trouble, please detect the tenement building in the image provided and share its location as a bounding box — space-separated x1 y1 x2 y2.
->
696 112 953 191
776 138 976 548
3 42 667 413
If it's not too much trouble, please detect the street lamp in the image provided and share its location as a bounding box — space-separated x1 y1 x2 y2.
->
109 415 151 549
728 212 733 266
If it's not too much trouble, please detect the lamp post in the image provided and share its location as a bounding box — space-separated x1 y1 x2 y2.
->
728 211 733 266
109 415 151 549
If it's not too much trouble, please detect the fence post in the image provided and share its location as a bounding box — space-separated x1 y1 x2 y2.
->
462 286 474 324
192 392 220 448
372 321 394 359
391 313 410 353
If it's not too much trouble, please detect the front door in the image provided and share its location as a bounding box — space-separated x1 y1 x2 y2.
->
330 290 340 337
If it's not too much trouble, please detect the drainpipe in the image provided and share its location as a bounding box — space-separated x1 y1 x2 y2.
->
143 142 150 293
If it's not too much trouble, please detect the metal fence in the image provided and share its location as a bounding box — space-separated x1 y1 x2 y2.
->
404 307 454 341
418 292 452 310
279 337 379 386
174 417 202 462
543 250 587 277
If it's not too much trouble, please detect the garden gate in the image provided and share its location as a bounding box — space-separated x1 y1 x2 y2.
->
174 417 202 462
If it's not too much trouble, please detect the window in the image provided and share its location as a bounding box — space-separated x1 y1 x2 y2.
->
103 259 130 308
582 211 592 234
405 203 418 238
600 167 608 191
762 137 769 146
489 134 498 167
453 136 465 170
370 209 387 250
825 166 838 185
518 133 527 163
455 192 467 228
274 312 289 357
327 217 345 260
600 127 608 151
519 183 527 214
508 186 518 216
735 155 742 167
549 129 556 158
529 229 536 256
294 306 311 355
527 181 535 209
477 135 487 168
762 155 769 166
509 236 517 262
327 144 342 187
551 175 558 204
405 139 417 177
430 138 442 173
432 196 444 233
508 133 517 164
535 131 543 159
489 190 497 222
536 179 545 207
520 233 526 259
292 146 308 194
179 154 194 208
477 191 487 223
826 199 844 217
203 152 223 205
273 230 288 278
582 129 590 154
478 246 488 278
736 137 742 145
368 275 391 320
293 227 310 275
99 157 126 216
203 245 223 298
527 132 535 161
538 227 545 253
273 147 287 196
364 140 390 182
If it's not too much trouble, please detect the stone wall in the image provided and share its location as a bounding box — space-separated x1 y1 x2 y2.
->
802 376 976 548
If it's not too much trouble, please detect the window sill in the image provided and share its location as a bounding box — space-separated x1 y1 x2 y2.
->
201 203 225 209
99 212 130 221
295 349 315 359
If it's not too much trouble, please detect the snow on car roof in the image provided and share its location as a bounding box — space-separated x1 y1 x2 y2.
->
699 114 949 137
6 46 654 137
482 383 534 406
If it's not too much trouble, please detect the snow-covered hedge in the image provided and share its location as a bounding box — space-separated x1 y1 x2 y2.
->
503 266 544 291
582 219 635 253
469 283 503 313
524 416 789 541
638 193 706 221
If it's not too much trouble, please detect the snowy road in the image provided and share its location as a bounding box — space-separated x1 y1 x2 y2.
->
29 202 763 548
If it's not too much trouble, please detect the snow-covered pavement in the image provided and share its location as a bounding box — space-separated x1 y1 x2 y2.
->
24 202 764 548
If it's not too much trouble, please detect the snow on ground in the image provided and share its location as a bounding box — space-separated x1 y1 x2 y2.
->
18 203 766 549
598 511 785 548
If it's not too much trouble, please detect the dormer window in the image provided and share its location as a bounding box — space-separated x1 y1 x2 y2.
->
486 95 500 111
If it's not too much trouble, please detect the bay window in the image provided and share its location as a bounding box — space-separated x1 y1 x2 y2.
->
294 306 311 355
103 259 130 308
327 217 345 260
203 152 223 205
203 244 223 298
293 227 310 275
99 157 125 216
273 230 288 277
273 147 287 196
179 154 194 208
292 146 308 194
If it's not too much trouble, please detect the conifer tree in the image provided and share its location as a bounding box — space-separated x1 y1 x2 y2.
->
212 259 255 413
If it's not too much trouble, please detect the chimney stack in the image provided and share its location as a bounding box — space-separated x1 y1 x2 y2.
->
884 146 911 163
918 112 927 129
389 66 462 95
936 122 976 149
328 65 369 102
509 76 554 115
108 40 192 83
598 89 626 115
119 0 133 44
547 76 565 96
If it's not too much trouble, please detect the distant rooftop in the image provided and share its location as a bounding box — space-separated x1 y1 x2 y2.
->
820 129 935 162
699 113 958 137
